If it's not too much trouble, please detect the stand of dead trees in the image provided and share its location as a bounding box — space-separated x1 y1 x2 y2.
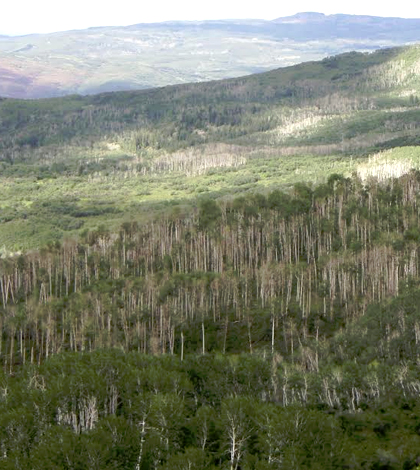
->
1 171 420 370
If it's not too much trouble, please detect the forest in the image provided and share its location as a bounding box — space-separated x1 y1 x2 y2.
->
2 172 420 467
2 44 420 468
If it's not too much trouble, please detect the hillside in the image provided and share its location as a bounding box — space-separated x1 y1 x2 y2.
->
1 44 420 251
2 12 420 98
2 44 420 469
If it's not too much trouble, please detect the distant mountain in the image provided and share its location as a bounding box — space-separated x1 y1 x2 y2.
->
274 12 328 23
1 12 420 98
273 12 420 40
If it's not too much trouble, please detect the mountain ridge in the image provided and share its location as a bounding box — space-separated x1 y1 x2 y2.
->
2 12 420 99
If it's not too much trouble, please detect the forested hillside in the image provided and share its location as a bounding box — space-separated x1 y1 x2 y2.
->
2 45 420 251
2 45 420 468
3 168 420 468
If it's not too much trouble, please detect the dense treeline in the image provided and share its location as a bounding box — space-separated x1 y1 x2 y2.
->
1 350 420 469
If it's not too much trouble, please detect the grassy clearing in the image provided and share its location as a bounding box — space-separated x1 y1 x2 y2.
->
6 144 420 252
0 144 369 251
356 146 420 181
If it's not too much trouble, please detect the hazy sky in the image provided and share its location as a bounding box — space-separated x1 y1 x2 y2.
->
2 0 420 35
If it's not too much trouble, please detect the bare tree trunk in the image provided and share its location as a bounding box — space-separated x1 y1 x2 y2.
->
181 331 184 361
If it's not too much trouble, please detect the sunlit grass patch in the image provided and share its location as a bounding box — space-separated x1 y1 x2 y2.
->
356 146 420 181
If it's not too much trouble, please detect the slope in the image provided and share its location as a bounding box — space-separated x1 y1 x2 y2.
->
1 44 420 251
2 39 420 470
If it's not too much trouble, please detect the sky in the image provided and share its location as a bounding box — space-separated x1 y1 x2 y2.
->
2 0 420 36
